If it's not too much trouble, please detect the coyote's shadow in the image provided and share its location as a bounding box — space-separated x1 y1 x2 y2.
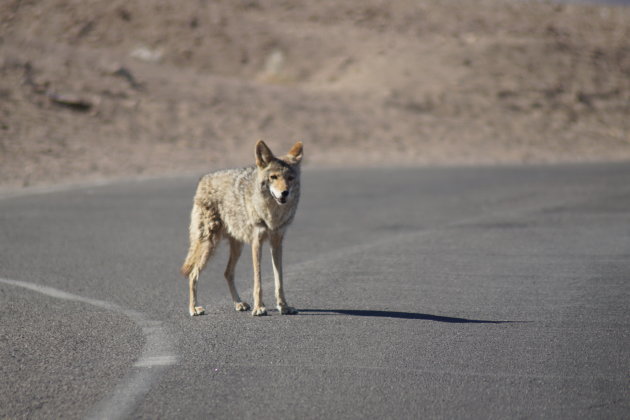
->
299 309 512 324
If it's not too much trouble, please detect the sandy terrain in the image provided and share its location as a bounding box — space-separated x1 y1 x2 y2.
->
1 0 629 189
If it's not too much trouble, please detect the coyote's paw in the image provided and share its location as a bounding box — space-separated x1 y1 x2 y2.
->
278 305 298 315
252 306 267 316
235 301 250 312
190 306 205 316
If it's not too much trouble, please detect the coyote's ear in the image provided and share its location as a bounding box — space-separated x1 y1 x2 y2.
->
255 140 275 168
285 141 303 164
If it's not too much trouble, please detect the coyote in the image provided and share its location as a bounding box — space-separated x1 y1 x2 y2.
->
181 140 303 316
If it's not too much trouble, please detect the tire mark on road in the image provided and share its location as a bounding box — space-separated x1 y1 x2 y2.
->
0 278 177 420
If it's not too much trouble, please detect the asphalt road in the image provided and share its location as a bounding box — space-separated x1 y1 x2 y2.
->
1 164 629 419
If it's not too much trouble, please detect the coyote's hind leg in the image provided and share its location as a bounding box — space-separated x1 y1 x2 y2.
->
225 237 250 311
181 203 222 316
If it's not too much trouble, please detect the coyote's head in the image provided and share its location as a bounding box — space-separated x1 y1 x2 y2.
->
255 140 303 205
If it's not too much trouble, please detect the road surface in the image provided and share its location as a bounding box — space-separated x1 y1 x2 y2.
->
1 164 629 419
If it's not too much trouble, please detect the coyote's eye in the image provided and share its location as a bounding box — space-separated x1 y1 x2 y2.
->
270 175 278 180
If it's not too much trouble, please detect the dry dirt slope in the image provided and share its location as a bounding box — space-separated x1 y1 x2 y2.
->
1 0 629 188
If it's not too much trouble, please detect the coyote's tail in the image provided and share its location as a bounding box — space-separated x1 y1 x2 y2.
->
181 241 205 277
181 203 222 278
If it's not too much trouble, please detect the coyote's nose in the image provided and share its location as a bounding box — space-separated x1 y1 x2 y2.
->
281 190 289 198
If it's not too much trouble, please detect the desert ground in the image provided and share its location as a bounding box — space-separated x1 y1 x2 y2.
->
1 0 629 189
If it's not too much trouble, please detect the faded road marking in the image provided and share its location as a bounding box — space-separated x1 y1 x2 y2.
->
0 278 177 420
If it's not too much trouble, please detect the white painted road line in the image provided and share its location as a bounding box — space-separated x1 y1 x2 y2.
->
0 278 177 420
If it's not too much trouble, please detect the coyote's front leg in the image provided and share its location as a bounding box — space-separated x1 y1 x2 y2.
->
270 232 298 315
251 229 267 316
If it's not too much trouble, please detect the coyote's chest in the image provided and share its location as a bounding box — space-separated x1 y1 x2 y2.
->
253 196 298 233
